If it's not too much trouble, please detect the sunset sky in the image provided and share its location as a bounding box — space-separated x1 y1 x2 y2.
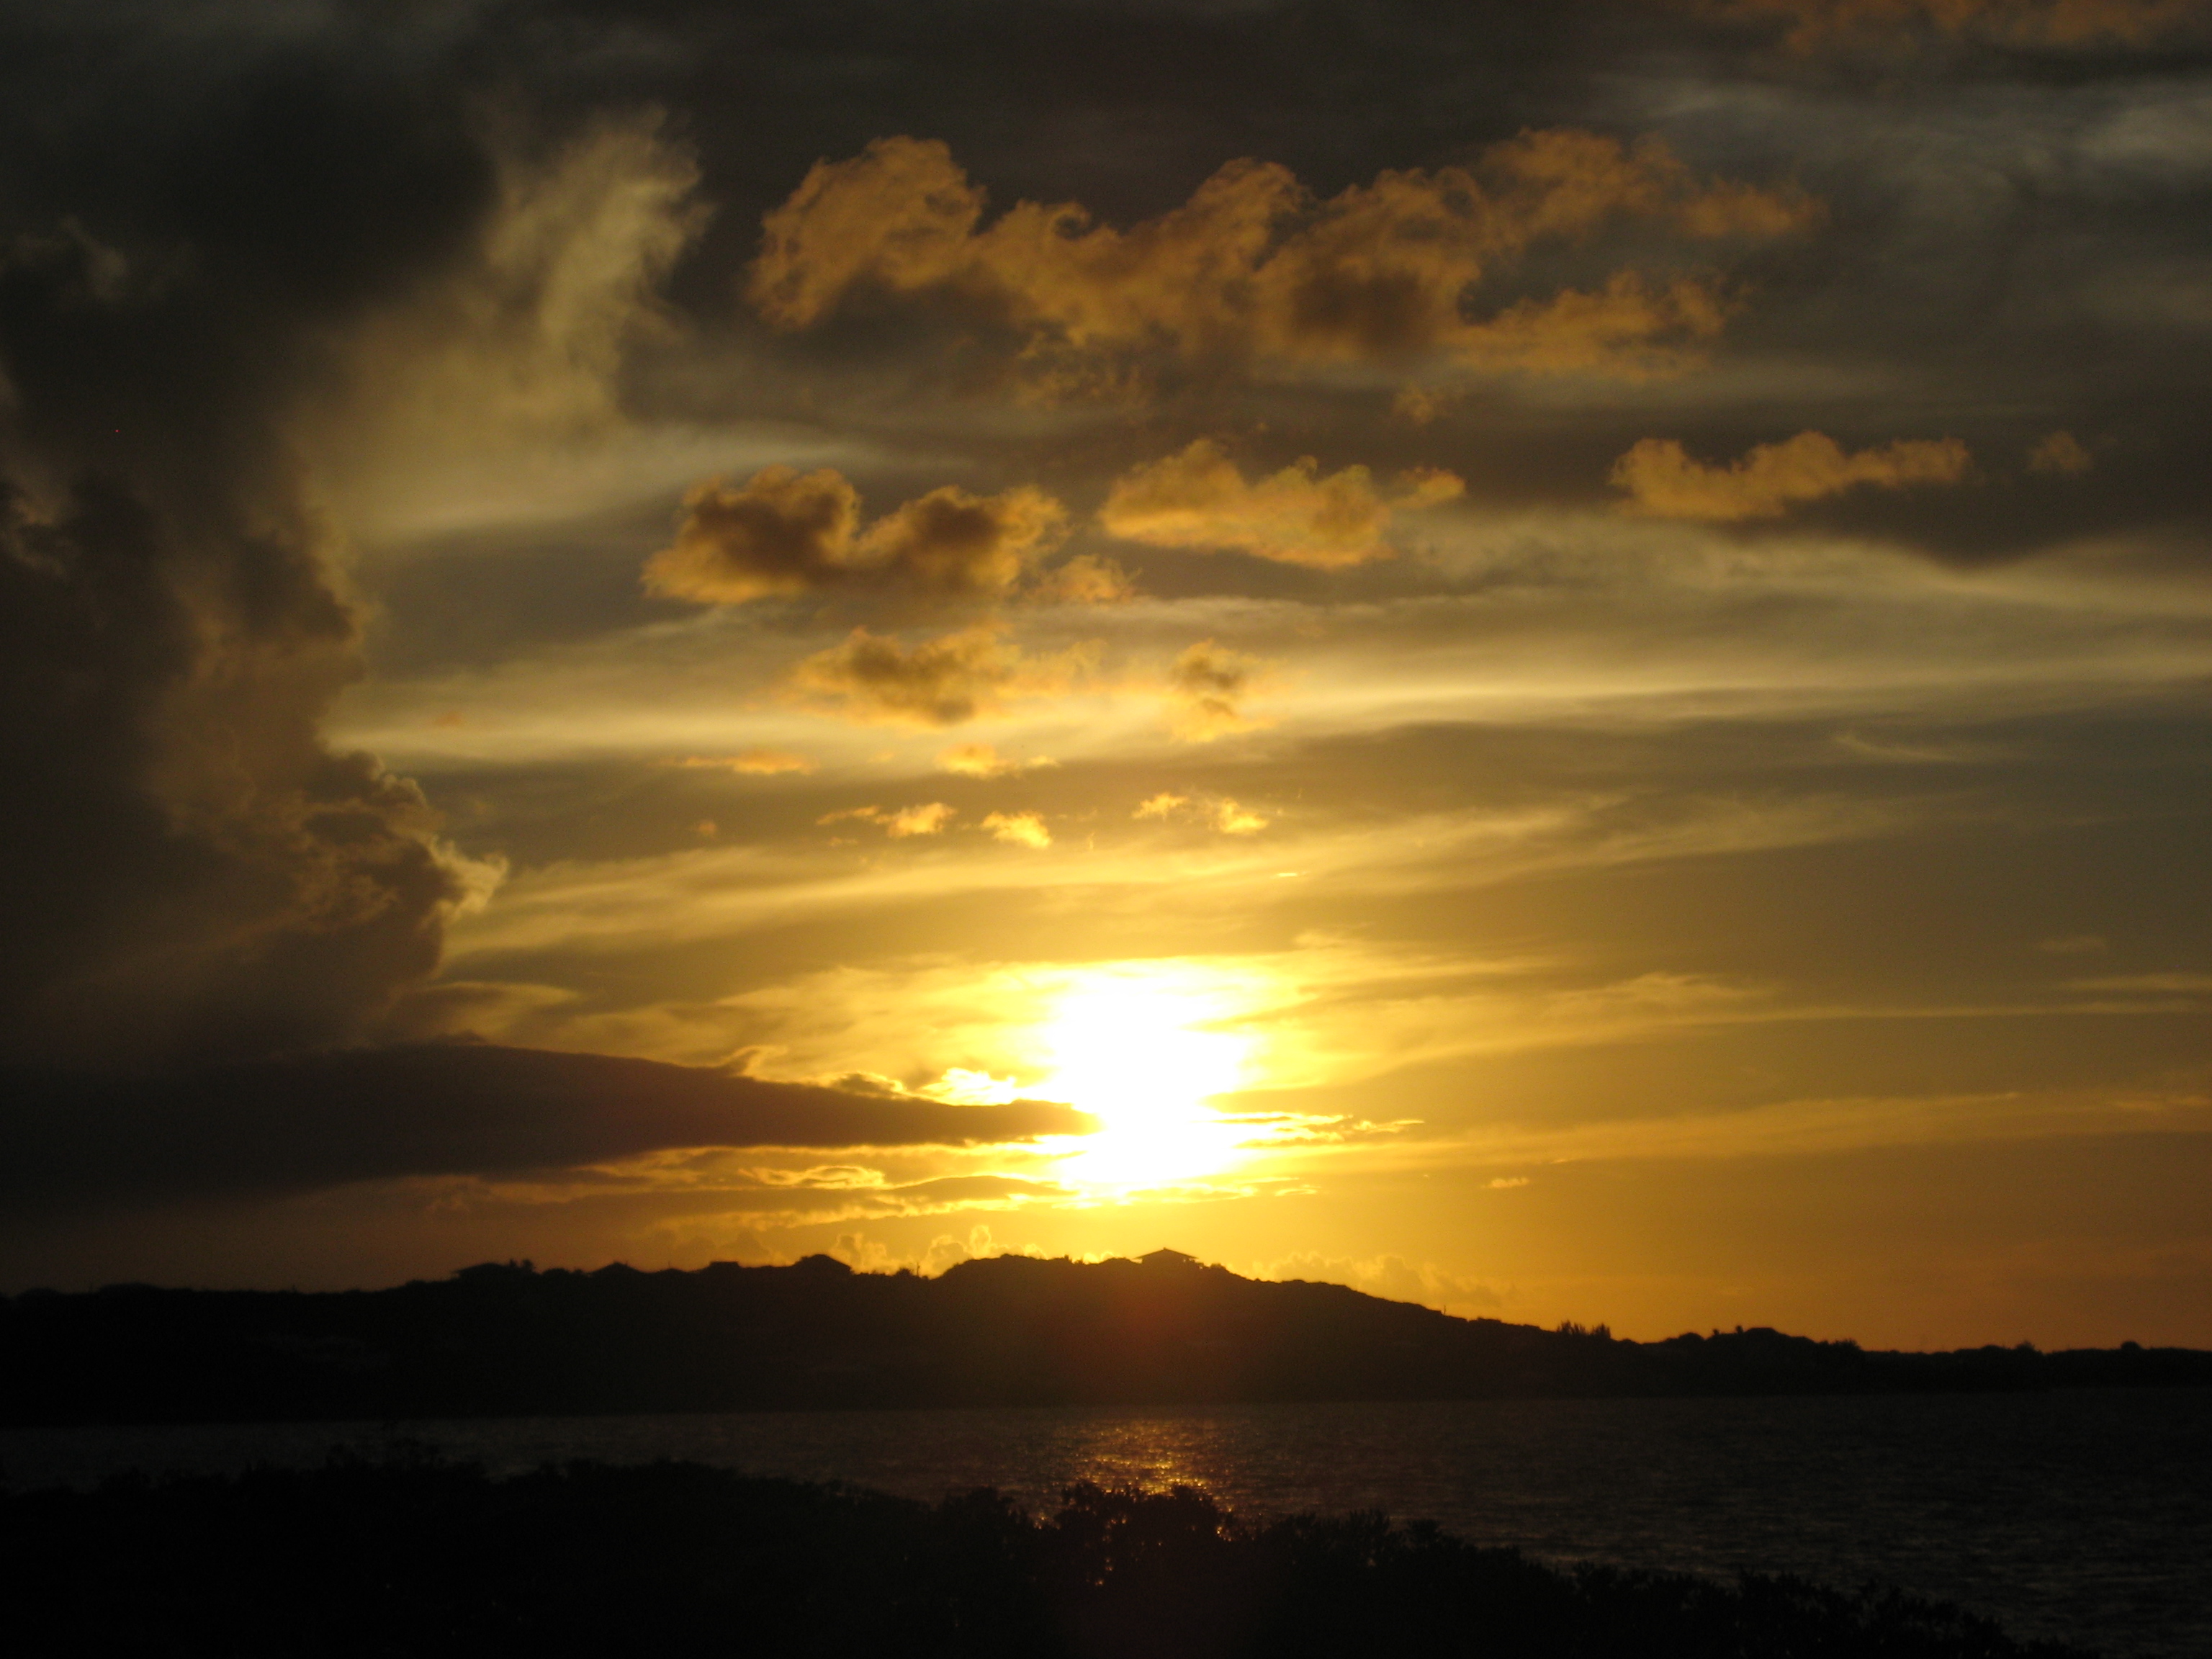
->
1 0 2206 1349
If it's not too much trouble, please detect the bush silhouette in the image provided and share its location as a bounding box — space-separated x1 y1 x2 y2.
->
0 1456 2095 1658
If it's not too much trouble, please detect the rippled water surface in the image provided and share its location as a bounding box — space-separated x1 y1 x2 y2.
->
6 1390 2207 1658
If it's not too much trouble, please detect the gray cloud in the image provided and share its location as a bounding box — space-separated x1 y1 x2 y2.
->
0 20 515 1070
1686 0 2210 51
0 1043 1094 1213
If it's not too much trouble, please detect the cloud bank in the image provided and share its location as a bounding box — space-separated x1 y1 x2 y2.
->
0 25 561 1070
1696 0 2207 49
0 1043 1094 1213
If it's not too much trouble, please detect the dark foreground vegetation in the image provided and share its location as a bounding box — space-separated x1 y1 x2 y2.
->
6 1250 2208 1425
0 1456 2094 1659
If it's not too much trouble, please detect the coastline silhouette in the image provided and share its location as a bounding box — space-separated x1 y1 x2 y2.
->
6 1250 2204 1427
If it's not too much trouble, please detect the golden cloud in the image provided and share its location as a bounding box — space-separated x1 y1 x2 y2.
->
861 483 1067 595
1100 440 1464 567
1693 0 2205 48
937 743 1056 778
1390 385 1463 426
2028 430 2095 476
785 624 1101 727
1028 552 1139 605
1610 430 1972 519
678 749 817 775
1134 791 1268 833
1213 799 1269 835
817 801 957 837
885 803 956 837
747 132 1817 378
644 465 1065 604
1165 640 1269 742
1452 269 1734 375
644 465 858 603
980 810 1053 848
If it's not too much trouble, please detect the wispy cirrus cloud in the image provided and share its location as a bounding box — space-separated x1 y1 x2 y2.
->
678 749 817 775
1691 0 2207 50
938 743 1056 778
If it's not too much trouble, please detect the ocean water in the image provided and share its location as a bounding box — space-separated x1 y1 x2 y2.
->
4 1389 2206 1659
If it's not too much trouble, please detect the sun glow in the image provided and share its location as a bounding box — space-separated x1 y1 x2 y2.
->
1037 972 1258 1187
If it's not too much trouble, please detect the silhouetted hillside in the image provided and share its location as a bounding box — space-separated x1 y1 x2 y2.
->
4 1250 2206 1426
0 1457 2095 1658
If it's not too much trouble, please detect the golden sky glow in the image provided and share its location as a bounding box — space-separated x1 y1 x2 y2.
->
2 0 2208 1349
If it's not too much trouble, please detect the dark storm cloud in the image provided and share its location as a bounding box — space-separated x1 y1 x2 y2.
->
512 0 1592 227
0 1042 1095 1213
0 6 509 1069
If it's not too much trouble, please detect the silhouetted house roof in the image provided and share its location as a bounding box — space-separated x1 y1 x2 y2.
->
1138 1249 1200 1268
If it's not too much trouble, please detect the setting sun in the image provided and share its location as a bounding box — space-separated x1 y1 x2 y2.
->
1035 974 1257 1187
